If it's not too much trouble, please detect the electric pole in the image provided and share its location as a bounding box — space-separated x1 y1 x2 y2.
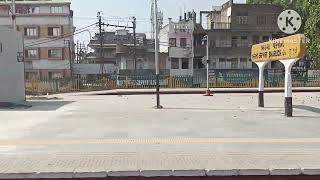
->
98 12 105 78
151 0 154 40
154 0 162 109
76 41 79 64
133 17 137 70
68 40 73 78
64 40 73 80
11 0 16 31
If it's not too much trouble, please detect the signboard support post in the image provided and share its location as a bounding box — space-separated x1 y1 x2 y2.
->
280 59 298 117
251 34 306 117
256 62 268 107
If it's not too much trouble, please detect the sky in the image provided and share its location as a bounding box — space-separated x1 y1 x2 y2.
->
71 0 245 44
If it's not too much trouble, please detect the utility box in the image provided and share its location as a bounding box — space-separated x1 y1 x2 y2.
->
0 26 25 103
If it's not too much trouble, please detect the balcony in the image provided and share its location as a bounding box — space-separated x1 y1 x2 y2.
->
194 43 251 57
169 47 192 58
211 22 231 30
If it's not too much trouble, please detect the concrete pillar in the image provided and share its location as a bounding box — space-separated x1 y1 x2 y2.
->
256 62 269 107
280 59 298 117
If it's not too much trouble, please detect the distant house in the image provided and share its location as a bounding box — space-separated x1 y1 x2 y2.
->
87 30 168 76
160 11 197 76
199 0 284 69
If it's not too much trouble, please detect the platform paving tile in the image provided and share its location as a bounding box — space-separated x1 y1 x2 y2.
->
0 153 317 178
0 93 320 178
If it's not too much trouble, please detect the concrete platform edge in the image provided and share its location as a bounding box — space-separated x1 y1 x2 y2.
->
92 88 320 96
1 169 320 179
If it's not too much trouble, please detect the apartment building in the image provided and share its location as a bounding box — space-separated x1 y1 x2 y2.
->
195 0 284 70
0 0 74 79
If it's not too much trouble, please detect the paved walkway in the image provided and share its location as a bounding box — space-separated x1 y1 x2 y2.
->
1 92 320 178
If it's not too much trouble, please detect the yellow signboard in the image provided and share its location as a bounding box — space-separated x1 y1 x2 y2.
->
251 34 306 62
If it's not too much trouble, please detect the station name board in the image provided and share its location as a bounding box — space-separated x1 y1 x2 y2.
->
251 34 306 62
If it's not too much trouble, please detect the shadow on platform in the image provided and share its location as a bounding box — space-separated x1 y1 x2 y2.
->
294 105 320 114
0 101 74 111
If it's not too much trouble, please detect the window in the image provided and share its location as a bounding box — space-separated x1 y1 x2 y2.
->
252 35 260 45
232 36 238 48
25 49 38 59
49 72 63 79
180 38 187 47
50 6 63 14
239 58 247 69
219 58 226 69
171 58 179 69
16 6 40 14
239 36 248 47
29 6 40 14
48 27 61 37
257 16 266 25
236 16 248 25
218 36 230 47
169 38 176 47
48 49 62 59
231 59 238 69
181 58 189 69
24 27 38 37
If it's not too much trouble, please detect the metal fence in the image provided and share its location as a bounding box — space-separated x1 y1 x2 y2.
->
25 70 320 95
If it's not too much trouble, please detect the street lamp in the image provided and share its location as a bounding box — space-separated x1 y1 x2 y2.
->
202 35 212 96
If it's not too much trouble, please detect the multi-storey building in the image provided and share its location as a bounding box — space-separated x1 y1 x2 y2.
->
0 0 74 79
88 29 167 76
160 12 197 76
195 0 284 70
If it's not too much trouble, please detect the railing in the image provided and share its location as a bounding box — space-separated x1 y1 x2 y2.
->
212 22 231 29
26 77 117 95
25 71 320 95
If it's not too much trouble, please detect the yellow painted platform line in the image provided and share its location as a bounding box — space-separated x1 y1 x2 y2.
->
1 138 320 146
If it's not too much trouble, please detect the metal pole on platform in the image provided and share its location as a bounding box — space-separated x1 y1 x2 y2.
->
203 35 212 96
206 36 209 91
154 0 162 109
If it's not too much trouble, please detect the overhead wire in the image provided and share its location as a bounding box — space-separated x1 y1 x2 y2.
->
24 15 174 47
25 22 98 46
25 29 92 48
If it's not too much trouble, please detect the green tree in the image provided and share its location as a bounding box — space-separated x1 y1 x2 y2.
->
304 0 320 67
247 0 320 68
